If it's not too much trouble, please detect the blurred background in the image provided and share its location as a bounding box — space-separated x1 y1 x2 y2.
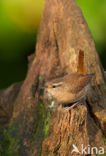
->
0 0 106 89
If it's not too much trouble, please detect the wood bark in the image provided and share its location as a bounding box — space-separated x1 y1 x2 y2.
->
0 0 106 155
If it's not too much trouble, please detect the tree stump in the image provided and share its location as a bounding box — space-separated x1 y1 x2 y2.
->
0 0 106 155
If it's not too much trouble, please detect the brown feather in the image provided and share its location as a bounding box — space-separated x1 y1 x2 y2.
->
77 50 87 74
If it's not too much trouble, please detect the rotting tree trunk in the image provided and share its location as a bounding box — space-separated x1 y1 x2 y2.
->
0 0 106 155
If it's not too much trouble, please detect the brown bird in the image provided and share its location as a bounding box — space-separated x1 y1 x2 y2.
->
44 73 93 111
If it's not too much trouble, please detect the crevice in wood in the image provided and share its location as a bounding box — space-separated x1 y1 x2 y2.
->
86 99 105 137
53 136 61 154
53 20 62 75
0 106 9 116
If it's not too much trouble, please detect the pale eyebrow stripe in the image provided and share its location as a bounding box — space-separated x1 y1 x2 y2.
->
53 82 63 86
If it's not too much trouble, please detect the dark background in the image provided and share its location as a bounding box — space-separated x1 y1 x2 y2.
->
0 0 106 89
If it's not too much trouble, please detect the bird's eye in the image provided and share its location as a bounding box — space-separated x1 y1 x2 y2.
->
52 85 56 88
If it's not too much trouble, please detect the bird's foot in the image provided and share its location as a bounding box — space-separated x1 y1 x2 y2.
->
64 101 83 113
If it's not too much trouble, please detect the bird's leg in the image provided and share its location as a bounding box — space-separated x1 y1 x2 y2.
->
64 102 79 112
64 100 84 113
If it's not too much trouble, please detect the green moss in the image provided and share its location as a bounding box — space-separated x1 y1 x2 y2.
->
40 103 45 118
39 103 51 139
44 111 51 139
104 138 106 144
0 115 24 156
0 129 19 156
32 102 51 141
39 75 42 81
32 101 51 156
0 101 51 156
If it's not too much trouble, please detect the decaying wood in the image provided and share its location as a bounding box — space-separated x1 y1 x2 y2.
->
0 82 22 128
0 0 106 155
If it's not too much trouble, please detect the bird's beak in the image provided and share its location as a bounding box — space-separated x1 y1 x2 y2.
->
40 86 45 89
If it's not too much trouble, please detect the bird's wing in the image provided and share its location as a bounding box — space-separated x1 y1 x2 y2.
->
69 75 92 94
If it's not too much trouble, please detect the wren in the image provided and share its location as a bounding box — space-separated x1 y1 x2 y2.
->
44 73 93 111
41 50 93 111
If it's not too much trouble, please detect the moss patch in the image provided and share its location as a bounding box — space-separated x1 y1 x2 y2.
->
0 115 24 156
32 101 51 156
0 129 19 156
104 138 106 144
44 111 51 139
